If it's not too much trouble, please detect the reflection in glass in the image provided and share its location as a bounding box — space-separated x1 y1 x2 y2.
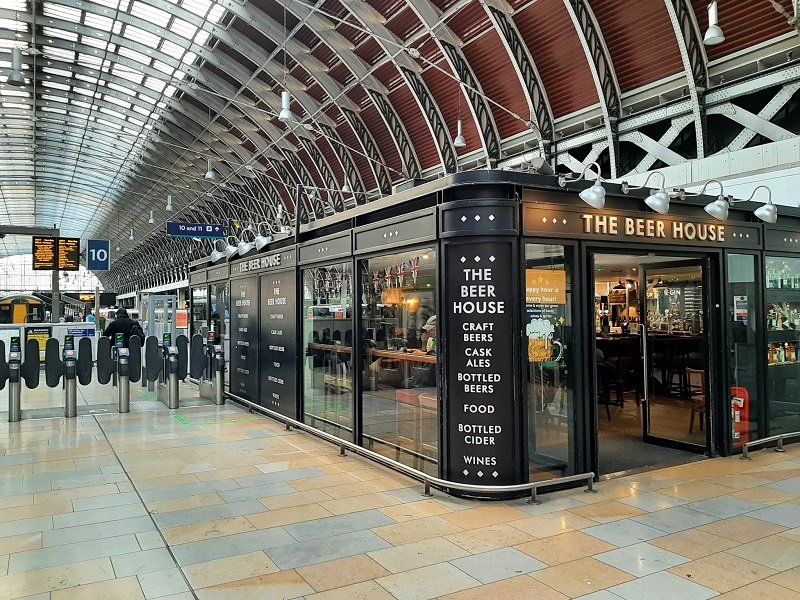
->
525 244 575 480
766 255 800 434
727 254 760 446
191 287 207 336
303 263 354 440
360 249 438 475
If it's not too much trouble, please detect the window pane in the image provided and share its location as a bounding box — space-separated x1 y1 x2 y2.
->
303 263 353 440
765 256 800 434
360 248 438 475
525 243 576 479
191 286 207 336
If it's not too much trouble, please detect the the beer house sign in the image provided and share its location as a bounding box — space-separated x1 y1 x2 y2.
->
523 204 762 249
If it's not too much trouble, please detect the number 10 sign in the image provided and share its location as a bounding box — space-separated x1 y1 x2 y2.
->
87 239 110 271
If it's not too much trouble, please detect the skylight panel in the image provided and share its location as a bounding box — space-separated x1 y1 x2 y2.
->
83 37 114 51
113 66 144 85
182 52 197 66
153 61 173 76
181 0 212 18
84 13 114 30
104 95 132 110
171 19 197 41
93 0 131 10
119 46 151 66
124 26 160 49
160 40 185 61
194 30 210 46
42 95 67 103
130 1 171 28
143 77 166 93
0 18 27 32
43 27 79 42
42 81 70 91
43 67 73 78
208 4 226 24
42 3 81 21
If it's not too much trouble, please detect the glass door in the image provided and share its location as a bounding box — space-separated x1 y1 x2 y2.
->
641 261 709 448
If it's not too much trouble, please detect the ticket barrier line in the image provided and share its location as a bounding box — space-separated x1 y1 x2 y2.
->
3 333 196 421
192 334 225 406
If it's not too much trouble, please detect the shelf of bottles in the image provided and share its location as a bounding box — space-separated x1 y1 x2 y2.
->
766 257 800 367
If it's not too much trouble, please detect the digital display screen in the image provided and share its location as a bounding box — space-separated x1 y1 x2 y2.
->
32 236 80 271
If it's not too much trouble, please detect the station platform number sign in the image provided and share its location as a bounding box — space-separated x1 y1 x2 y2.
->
87 239 110 271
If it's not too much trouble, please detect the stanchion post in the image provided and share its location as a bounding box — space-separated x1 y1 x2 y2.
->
117 348 130 413
777 436 785 452
168 350 179 409
8 361 20 423
214 346 225 406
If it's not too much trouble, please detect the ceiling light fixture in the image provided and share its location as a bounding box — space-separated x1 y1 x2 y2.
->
129 228 134 241
6 47 25 87
205 108 217 181
165 194 173 212
621 171 670 214
454 82 466 149
612 279 626 290
341 181 351 194
558 161 606 209
148 210 155 225
278 4 295 123
704 1 725 46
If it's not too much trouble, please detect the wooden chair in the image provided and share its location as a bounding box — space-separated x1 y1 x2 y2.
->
686 368 706 434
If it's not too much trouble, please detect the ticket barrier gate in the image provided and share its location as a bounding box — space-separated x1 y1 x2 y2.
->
3 339 20 422
148 333 188 410
97 335 142 414
191 333 225 406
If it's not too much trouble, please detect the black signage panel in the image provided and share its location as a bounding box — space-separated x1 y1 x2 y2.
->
445 241 517 486
32 236 57 270
230 276 259 402
260 269 297 418
58 238 80 271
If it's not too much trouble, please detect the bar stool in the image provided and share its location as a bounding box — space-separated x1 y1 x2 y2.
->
686 367 706 434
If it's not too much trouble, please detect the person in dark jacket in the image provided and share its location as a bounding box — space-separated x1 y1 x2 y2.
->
102 308 144 345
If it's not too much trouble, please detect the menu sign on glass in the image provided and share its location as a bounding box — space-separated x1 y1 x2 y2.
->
32 236 80 271
446 242 515 485
230 277 259 402
260 268 297 418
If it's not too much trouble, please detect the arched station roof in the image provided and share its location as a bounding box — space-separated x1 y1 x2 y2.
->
0 0 798 291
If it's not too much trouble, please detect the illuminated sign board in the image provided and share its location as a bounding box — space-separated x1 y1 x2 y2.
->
32 236 80 271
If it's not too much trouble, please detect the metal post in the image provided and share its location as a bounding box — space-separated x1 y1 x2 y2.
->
423 479 432 497
118 357 130 413
214 349 225 405
742 444 750 460
8 363 20 422
168 354 179 409
777 436 785 452
51 269 61 322
64 357 77 418
529 485 539 505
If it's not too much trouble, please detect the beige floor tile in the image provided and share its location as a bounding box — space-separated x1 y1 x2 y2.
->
768 565 800 592
0 532 42 554
146 493 225 515
379 499 452 523
51 575 145 600
508 511 598 538
162 515 256 545
648 528 739 559
297 554 390 592
0 501 73 523
659 481 738 501
306 580 397 600
0 556 114 600
376 562 480 600
669 552 777 592
730 486 797 505
515 531 617 566
132 473 200 490
319 492 400 515
716 580 800 600
31 459 77 473
182 551 279 589
727 534 800 571
195 569 315 600
439 505 532 531
699 515 787 543
33 483 119 504
568 500 647 523
781 527 800 542
743 468 800 481
320 478 411 499
194 466 262 481
445 523 535 554
0 465 33 478
438 575 568 600
288 474 361 492
259 489 333 510
369 537 470 573
565 482 642 505
530 557 634 597
245 503 332 529
116 481 134 493
705 474 772 490
372 515 465 546
0 495 32 510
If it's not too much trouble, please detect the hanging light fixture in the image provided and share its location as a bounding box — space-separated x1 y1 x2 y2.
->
558 161 606 209
148 210 155 225
613 279 626 290
704 1 725 46
621 171 670 214
278 4 295 123
204 108 217 181
454 82 466 148
129 228 135 241
165 194 173 212
6 47 25 87
341 181 352 194
652 277 668 290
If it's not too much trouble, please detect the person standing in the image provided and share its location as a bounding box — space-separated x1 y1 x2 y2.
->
102 308 144 346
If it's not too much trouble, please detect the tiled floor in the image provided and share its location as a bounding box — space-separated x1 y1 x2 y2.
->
2 390 800 599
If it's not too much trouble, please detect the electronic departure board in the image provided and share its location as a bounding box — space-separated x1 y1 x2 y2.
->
32 236 80 271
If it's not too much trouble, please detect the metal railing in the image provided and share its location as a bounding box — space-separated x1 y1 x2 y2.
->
225 391 596 503
741 431 800 459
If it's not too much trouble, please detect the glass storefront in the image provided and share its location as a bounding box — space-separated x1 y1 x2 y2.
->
209 282 229 339
525 243 575 479
191 287 207 336
360 248 439 475
765 255 800 434
302 262 354 439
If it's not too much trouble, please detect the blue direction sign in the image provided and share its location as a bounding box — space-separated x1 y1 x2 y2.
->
166 222 225 238
87 239 110 271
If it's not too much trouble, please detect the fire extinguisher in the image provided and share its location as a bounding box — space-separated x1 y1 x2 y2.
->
731 386 750 447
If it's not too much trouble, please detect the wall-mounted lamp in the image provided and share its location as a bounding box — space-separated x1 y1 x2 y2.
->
224 236 239 260
695 181 776 223
621 171 670 214
704 1 725 46
6 47 25 87
237 228 255 256
210 239 226 262
558 161 606 209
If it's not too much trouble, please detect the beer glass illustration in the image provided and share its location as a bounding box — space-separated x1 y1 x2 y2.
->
526 318 563 363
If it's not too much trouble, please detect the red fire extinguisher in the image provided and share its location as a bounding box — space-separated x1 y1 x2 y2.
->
731 386 750 448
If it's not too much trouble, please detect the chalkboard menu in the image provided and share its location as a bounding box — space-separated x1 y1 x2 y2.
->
445 241 517 486
32 236 80 271
230 277 259 402
260 269 297 418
